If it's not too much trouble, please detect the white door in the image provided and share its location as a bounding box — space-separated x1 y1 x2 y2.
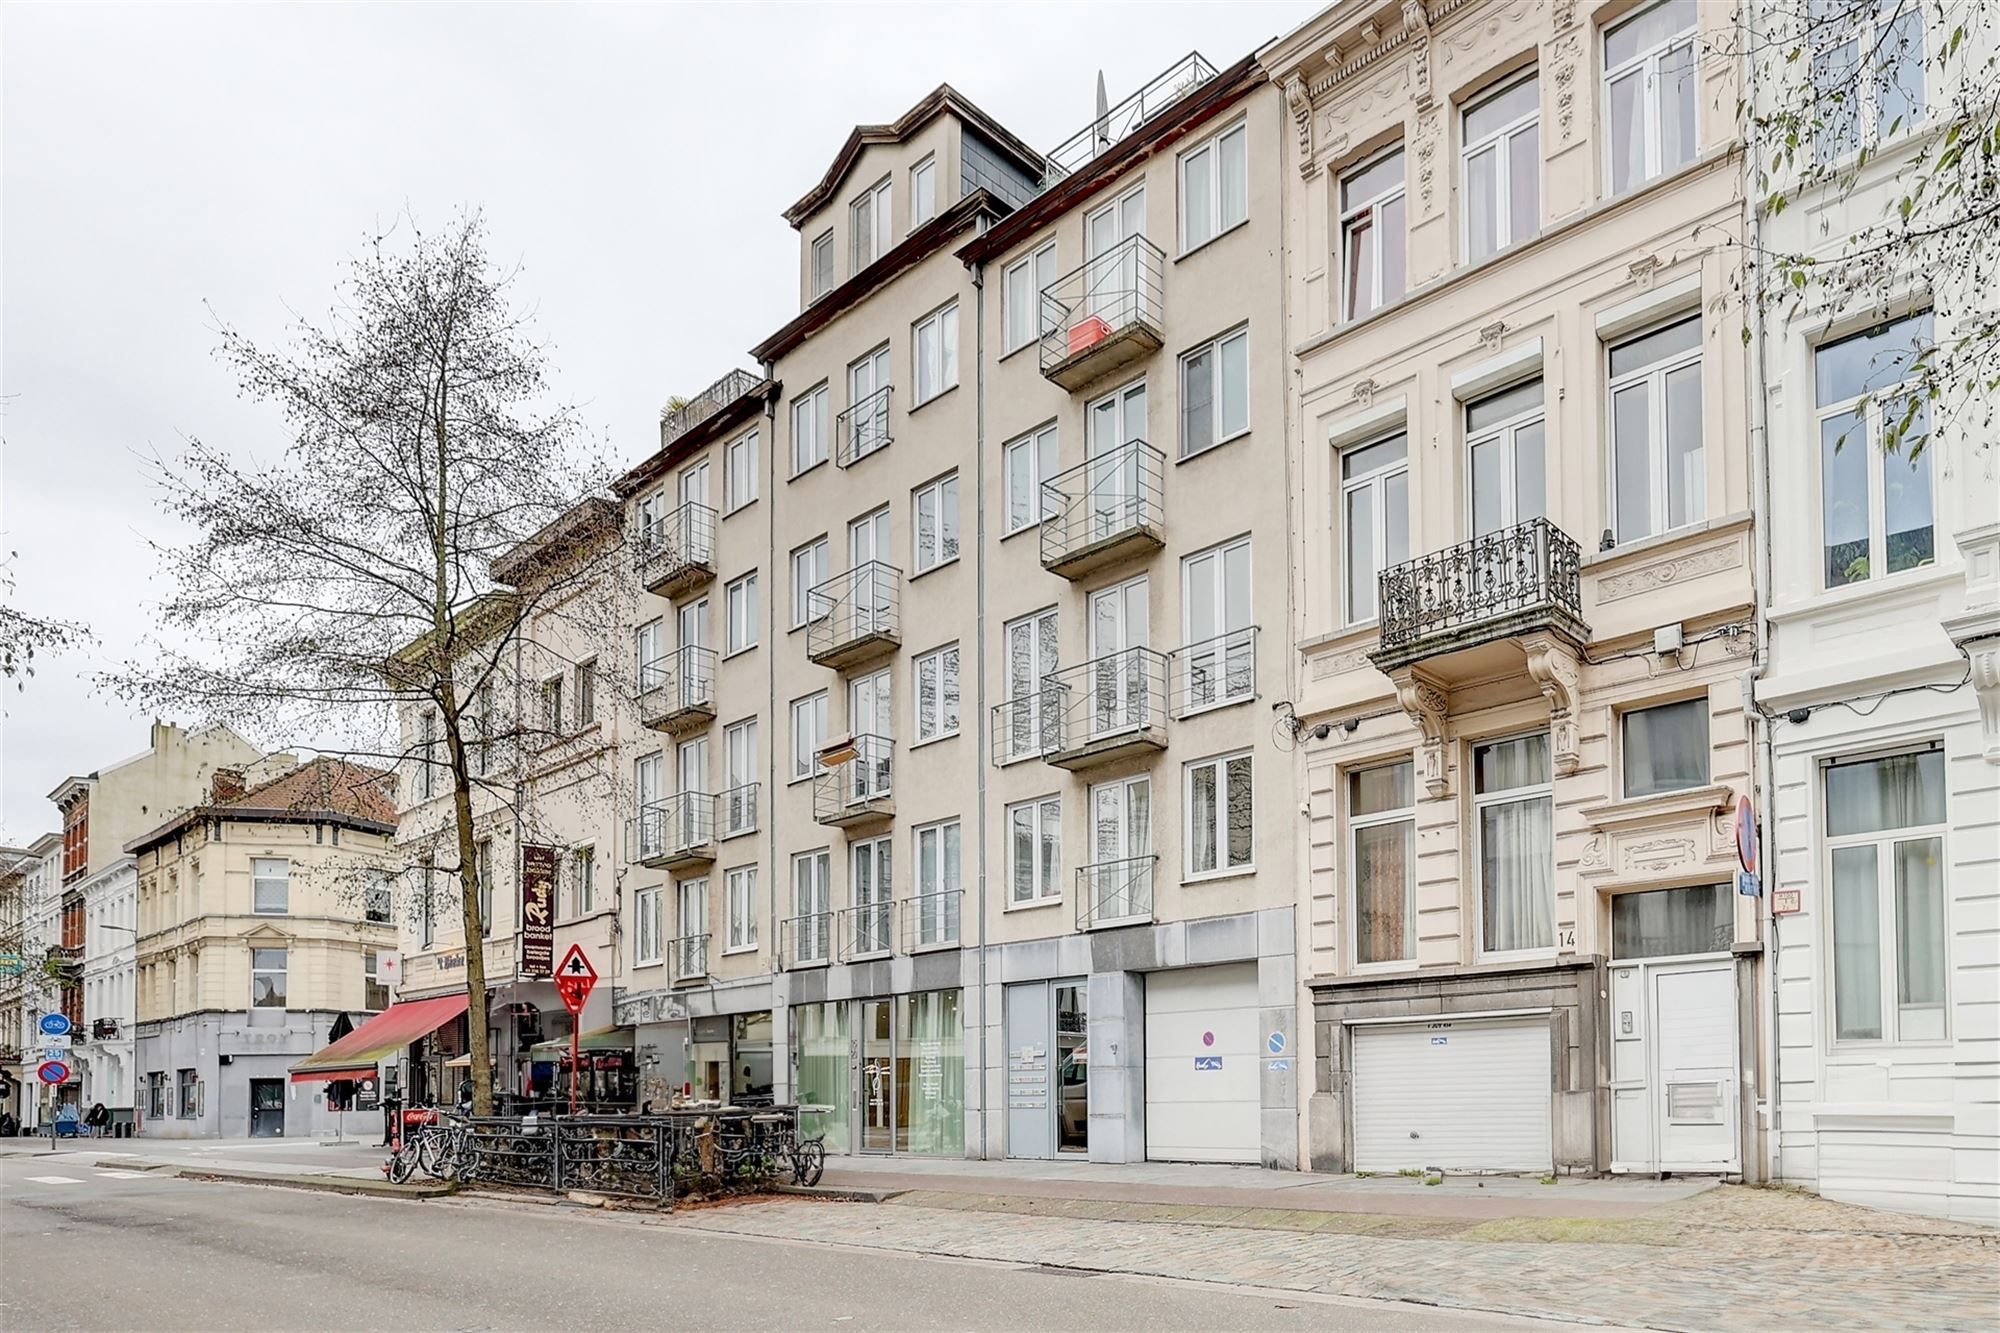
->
849 508 891 633
794 851 830 964
677 598 708 707
1144 964 1259 1164
635 753 663 857
677 879 707 973
1350 1019 1552 1173
679 461 709 508
849 670 891 802
1004 610 1058 759
636 620 664 691
677 736 709 848
848 347 891 457
1088 576 1149 738
1611 960 1739 1173
1084 186 1145 328
852 839 892 953
1086 775 1149 921
1086 382 1147 539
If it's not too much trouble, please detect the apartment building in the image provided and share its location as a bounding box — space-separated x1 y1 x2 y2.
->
132 757 399 1137
1264 0 1762 1177
0 838 61 1129
1750 7 1999 1222
75 853 137 1128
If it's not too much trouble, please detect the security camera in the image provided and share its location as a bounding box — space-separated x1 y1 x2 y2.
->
1311 723 1333 741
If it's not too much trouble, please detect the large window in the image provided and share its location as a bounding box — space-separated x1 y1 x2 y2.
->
364 870 393 924
725 865 758 952
250 948 287 1008
634 886 662 965
914 643 961 743
1008 795 1062 906
724 718 758 836
1340 149 1405 319
1622 697 1710 797
792 849 831 964
1180 327 1249 458
1812 0 1924 164
1462 72 1540 261
1340 432 1409 624
1468 379 1546 535
791 538 829 628
724 430 758 513
1002 241 1057 355
1350 759 1415 965
850 176 892 272
1612 883 1732 958
913 303 959 405
910 156 937 228
1609 315 1703 544
852 836 893 955
1181 537 1253 712
1605 0 1696 194
1002 608 1059 762
725 571 759 655
913 473 959 573
1003 423 1059 534
913 820 962 947
810 231 835 301
1185 751 1253 878
252 858 288 914
1180 119 1248 251
1476 734 1554 955
1816 310 1934 588
791 384 830 475
1826 748 1947 1042
364 951 389 1010
790 692 828 781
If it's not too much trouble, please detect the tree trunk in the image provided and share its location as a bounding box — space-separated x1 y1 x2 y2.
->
441 693 492 1117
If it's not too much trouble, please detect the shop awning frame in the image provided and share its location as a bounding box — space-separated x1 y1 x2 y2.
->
289 992 470 1083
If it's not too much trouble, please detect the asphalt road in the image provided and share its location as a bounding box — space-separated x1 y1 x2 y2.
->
0 1155 1556 1331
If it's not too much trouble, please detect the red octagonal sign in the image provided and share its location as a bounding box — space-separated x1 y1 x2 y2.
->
554 943 597 1016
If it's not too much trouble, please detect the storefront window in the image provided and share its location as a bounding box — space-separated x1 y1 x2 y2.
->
793 1002 850 1152
895 990 963 1155
733 1012 774 1103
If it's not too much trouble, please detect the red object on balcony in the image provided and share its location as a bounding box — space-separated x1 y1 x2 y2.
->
1067 316 1110 357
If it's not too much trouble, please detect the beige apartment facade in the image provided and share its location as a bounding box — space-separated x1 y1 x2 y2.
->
1264 0 1763 1177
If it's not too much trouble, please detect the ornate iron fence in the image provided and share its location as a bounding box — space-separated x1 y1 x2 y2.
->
1374 518 1585 658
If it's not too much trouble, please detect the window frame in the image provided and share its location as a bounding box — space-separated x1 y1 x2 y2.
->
1460 70 1542 262
1338 146 1406 321
1178 117 1249 255
1179 536 1254 715
540 673 565 738
572 844 596 917
791 537 830 628
250 947 287 1009
1178 325 1251 459
912 472 960 574
722 716 758 837
912 818 962 945
1002 422 1059 536
364 950 389 1011
1809 0 1924 166
790 691 829 783
1347 758 1417 968
724 570 759 656
1814 310 1935 590
364 869 394 925
912 301 959 407
913 642 962 745
790 383 830 477
910 155 936 229
1339 430 1410 625
809 230 835 302
251 857 289 915
573 659 596 729
724 864 759 954
1002 241 1058 356
1005 794 1062 907
1602 0 1699 194
1465 378 1548 536
1606 315 1705 545
1473 732 1557 960
634 885 662 966
1183 750 1254 881
1000 606 1060 765
850 175 892 273
1619 696 1712 799
723 429 759 514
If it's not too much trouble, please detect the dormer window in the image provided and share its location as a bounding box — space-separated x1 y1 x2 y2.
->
851 177 893 273
810 231 835 301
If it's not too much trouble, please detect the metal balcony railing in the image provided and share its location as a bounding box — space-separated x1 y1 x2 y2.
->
837 902 894 961
901 891 962 952
989 689 1060 766
813 733 894 826
667 933 709 984
660 369 762 448
1077 855 1157 930
637 644 717 734
1037 236 1167 388
806 562 902 667
1039 440 1166 577
1174 627 1257 716
718 782 759 838
1038 647 1170 769
633 500 717 597
1370 518 1589 671
1040 53 1219 187
781 912 833 969
835 385 893 467
625 793 719 868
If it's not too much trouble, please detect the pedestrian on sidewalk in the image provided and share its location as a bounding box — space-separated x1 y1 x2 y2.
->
86 1102 110 1138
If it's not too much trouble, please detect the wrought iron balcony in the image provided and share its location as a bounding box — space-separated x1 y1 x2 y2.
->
1368 518 1589 675
660 369 762 448
1039 440 1166 579
835 385 893 468
1174 627 1257 716
625 793 718 870
806 562 902 669
837 902 894 961
1039 53 1219 187
633 500 716 599
1037 647 1170 770
667 932 709 985
901 891 962 952
780 912 833 969
813 734 894 828
1077 855 1157 931
637 645 716 735
1037 235 1166 389
718 782 759 839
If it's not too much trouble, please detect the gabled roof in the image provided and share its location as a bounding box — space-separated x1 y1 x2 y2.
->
782 83 1043 229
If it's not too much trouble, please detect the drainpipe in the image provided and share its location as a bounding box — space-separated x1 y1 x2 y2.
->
971 260 991 1160
761 361 784 1104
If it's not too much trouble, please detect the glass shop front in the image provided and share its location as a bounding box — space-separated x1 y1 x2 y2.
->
792 990 963 1156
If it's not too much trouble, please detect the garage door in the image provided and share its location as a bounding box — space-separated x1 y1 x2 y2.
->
1351 1018 1551 1173
1144 963 1259 1163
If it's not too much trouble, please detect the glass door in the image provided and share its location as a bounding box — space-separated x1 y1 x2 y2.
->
852 838 892 954
1086 381 1146 540
676 879 707 977
677 598 708 710
1055 983 1088 1153
849 507 891 635
679 460 709 508
635 752 663 859
1089 776 1151 921
1088 576 1149 738
677 737 709 850
860 998 894 1152
1084 186 1145 328
794 851 830 964
848 669 891 802
848 347 891 458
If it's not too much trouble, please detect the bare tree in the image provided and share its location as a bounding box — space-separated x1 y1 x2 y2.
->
0 552 88 686
107 212 631 1116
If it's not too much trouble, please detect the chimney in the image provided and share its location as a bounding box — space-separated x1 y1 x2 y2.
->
211 767 246 803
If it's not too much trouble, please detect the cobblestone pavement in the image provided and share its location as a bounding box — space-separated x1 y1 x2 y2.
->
666 1185 1997 1332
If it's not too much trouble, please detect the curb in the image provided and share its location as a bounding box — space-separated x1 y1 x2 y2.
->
177 1167 455 1199
774 1183 902 1203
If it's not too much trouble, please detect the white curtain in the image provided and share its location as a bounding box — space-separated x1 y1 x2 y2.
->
1481 795 1552 952
1831 845 1882 1041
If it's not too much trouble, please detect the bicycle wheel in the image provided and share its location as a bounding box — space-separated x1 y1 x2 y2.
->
791 1139 825 1187
387 1146 416 1184
416 1130 448 1179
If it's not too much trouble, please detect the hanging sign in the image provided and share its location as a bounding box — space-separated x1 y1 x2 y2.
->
519 845 557 979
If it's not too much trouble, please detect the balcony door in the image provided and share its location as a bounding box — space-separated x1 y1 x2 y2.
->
794 851 830 964
849 507 891 633
677 736 709 848
676 879 707 974
1467 379 1547 537
635 752 663 857
677 598 707 708
849 669 892 802
679 460 709 509
853 838 892 955
1088 775 1151 921
1086 381 1146 541
1084 185 1145 328
1088 576 1149 739
848 346 891 457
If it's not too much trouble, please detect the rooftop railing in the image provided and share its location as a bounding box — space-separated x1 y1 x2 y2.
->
1040 53 1219 187
659 369 762 447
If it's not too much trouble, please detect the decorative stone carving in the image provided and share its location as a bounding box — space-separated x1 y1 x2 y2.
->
1388 666 1453 798
1941 523 2000 763
1403 0 1433 112
1286 75 1315 178
1624 836 1696 873
1415 107 1441 211
1554 0 1577 33
1360 20 1380 46
1628 254 1661 290
1968 639 2000 764
1312 644 1379 679
1479 320 1507 349
1552 35 1581 144
1521 632 1583 776
1599 541 1741 601
1578 832 1608 871
1352 377 1377 406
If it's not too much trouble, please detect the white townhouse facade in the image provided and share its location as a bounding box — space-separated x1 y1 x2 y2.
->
77 855 138 1126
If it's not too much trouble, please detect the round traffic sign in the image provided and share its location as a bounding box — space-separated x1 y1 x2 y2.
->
1734 794 1758 874
38 1012 71 1038
37 1060 70 1084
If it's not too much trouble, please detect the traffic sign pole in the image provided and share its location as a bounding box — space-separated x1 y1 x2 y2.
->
554 944 598 1117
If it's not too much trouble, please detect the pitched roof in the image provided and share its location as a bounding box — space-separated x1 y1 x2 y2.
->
123 757 398 854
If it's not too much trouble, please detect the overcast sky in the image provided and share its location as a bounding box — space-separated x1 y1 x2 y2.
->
0 1 1317 840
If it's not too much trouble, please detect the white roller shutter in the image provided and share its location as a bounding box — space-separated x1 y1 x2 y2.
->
1143 964 1260 1163
1350 1018 1551 1174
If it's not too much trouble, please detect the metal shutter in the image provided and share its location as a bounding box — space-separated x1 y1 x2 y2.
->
1350 1018 1552 1173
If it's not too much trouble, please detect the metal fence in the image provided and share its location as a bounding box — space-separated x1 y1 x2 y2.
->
812 733 895 824
625 792 719 864
1375 517 1585 655
806 562 902 663
1077 855 1157 930
1038 439 1166 570
637 644 716 729
835 385 894 467
1040 53 1219 186
1039 647 1171 757
633 500 716 589
1037 235 1167 378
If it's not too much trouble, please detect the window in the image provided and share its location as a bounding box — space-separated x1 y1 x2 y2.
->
791 384 830 475
541 674 565 737
177 1068 199 1118
364 951 388 1010
572 845 596 916
1185 751 1253 878
1612 883 1732 958
419 711 439 799
725 572 759 654
147 1072 167 1120
364 870 393 924
1007 796 1062 905
1350 760 1415 965
1622 698 1710 797
1181 537 1253 711
1002 241 1057 354
475 838 494 937
810 230 835 301
1467 379 1547 535
420 859 435 947
575 660 597 728
1827 748 1947 1042
850 176 891 271
1811 0 1923 165
910 156 936 228
635 620 665 696
913 302 959 405
846 346 892 461
634 886 662 965
792 849 831 963
1462 72 1540 261
250 948 287 1008
1180 327 1249 458
1002 608 1059 762
1340 149 1405 319
791 692 829 781
1816 310 1934 587
724 718 758 835
791 538 830 628
1608 315 1704 543
725 865 759 952
1340 432 1409 623
1180 119 1248 251
913 474 959 572
1475 734 1554 954
1605 0 1697 194
851 836 893 954
1002 423 1059 534
252 858 288 914
915 644 961 742
725 430 758 513
913 820 962 946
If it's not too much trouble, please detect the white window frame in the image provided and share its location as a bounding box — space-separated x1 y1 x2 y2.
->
1347 759 1416 968
1620 697 1711 799
791 849 831 965
1810 2 1925 166
912 301 959 406
1602 0 1698 193
791 383 830 476
850 835 894 956
910 155 937 229
1814 310 1935 590
1465 379 1548 536
791 537 830 628
790 692 828 783
1006 795 1062 907
419 711 439 800
810 230 835 301
724 571 759 656
723 717 758 836
1183 750 1254 881
912 818 961 947
851 175 892 272
1460 70 1541 261
634 886 662 966
1002 241 1057 355
1178 326 1250 459
1473 732 1556 960
724 430 758 514
572 844 596 917
913 642 961 744
1607 316 1704 544
252 858 289 915
364 869 394 924
1000 607 1059 765
1339 147 1405 320
724 865 759 953
574 659 596 728
250 948 287 1009
1002 423 1059 536
1178 118 1249 253
1340 431 1409 625
540 673 565 738
912 473 959 573
1180 536 1254 715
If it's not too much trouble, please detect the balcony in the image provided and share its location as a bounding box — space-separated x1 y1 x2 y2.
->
717 782 760 839
835 385 893 468
1038 648 1170 770
1077 855 1157 930
806 563 902 669
837 902 894 962
780 912 833 969
1368 519 1589 679
813 734 894 828
1037 236 1166 390
660 369 763 448
1039 440 1166 579
901 891 962 953
1173 627 1258 716
637 645 716 735
625 793 718 871
667 933 709 986
633 500 717 599
1039 53 1219 188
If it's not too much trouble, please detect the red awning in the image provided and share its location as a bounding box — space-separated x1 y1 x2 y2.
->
288 992 470 1083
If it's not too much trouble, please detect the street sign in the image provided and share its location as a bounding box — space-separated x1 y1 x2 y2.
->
38 1013 71 1038
554 943 597 1016
37 1060 70 1084
1734 793 1758 874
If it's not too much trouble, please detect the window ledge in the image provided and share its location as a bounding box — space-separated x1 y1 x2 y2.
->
1182 866 1256 888
999 520 1046 544
909 556 960 582
910 731 960 752
720 825 759 842
722 498 758 520
721 644 758 663
1579 783 1732 836
1766 561 1962 626
908 383 960 415
1174 217 1251 264
1176 691 1258 722
1175 429 1252 467
789 459 830 484
721 944 759 958
1583 511 1753 571
1004 896 1063 914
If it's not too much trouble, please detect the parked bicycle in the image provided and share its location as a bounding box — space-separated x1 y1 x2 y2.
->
384 1109 468 1183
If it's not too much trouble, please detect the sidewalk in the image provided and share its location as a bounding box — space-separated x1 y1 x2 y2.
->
0 1133 387 1180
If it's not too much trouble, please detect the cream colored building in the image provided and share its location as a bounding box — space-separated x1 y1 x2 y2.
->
1263 0 1763 1176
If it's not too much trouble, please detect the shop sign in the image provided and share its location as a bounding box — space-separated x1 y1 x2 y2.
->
918 1040 942 1098
519 845 557 979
